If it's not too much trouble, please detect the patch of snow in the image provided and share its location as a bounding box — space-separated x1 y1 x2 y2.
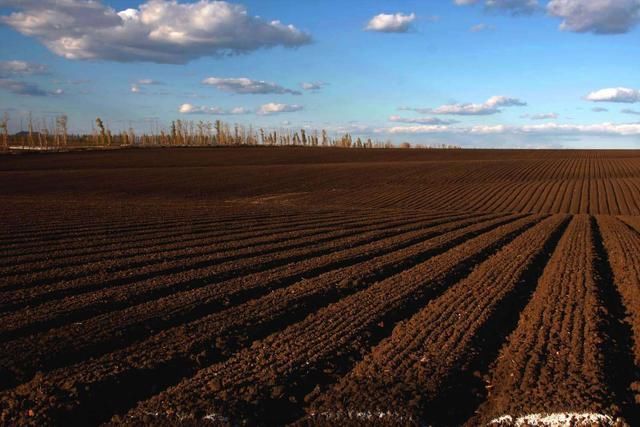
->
488 412 620 426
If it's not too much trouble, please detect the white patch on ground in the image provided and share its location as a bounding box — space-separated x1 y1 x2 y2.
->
489 412 622 426
309 410 412 422
9 146 61 150
203 413 229 422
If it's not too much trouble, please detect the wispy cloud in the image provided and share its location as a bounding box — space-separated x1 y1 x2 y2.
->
203 77 301 95
470 23 495 32
522 112 559 120
301 81 328 91
389 115 459 125
455 0 539 15
178 104 250 115
382 121 640 136
401 95 526 116
131 79 166 94
137 79 163 86
0 79 60 97
179 102 303 115
0 60 48 77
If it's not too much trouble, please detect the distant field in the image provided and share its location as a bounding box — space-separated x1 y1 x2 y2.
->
1 147 640 425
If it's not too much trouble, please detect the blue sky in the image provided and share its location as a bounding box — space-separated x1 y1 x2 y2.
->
0 0 639 148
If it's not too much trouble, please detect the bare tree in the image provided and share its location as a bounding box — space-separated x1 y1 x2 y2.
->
0 113 8 151
170 121 177 145
96 118 106 146
27 112 35 148
40 119 50 149
55 115 68 148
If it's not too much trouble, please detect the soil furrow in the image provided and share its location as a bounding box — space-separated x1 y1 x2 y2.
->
303 215 568 426
0 214 531 425
472 216 629 425
0 213 495 389
115 214 540 426
0 212 458 341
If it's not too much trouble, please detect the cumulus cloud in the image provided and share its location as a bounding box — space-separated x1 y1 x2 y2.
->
365 13 416 33
0 79 58 96
586 87 640 103
0 60 48 77
0 0 312 64
403 95 526 116
389 115 459 125
301 81 327 91
383 121 640 136
202 77 301 95
622 108 640 115
547 0 640 34
257 103 303 115
455 0 539 15
178 103 250 115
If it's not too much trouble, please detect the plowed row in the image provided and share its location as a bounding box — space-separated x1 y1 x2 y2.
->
2 147 640 426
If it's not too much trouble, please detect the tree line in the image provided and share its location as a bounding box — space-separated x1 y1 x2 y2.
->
1 115 461 151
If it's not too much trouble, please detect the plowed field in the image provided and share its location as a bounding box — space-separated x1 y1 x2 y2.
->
1 147 640 426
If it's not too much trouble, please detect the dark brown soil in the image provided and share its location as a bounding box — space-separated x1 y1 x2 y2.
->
1 147 640 426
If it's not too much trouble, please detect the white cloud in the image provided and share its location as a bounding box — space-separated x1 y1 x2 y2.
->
455 0 538 15
404 95 526 116
365 13 416 33
178 103 250 115
257 103 303 115
389 115 459 125
0 0 311 64
383 121 640 136
586 87 640 103
0 60 48 77
547 0 640 34
202 77 301 95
